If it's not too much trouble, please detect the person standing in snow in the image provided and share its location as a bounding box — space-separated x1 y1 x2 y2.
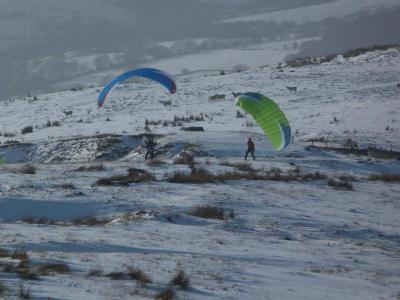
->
245 137 256 160
144 136 157 160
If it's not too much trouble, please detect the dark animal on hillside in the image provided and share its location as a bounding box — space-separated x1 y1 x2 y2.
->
232 92 242 98
159 100 172 108
209 94 226 101
63 110 73 117
286 86 297 93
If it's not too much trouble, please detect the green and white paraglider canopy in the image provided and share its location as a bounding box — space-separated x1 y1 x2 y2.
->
235 92 291 151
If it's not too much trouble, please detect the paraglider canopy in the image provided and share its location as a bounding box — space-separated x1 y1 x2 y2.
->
98 67 176 107
235 92 291 151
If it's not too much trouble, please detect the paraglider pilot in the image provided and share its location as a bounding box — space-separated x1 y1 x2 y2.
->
145 136 157 160
245 137 256 160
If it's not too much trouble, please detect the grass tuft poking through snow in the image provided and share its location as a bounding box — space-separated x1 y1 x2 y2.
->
338 174 357 182
17 265 40 281
147 159 167 166
12 249 28 261
168 166 328 184
96 168 154 186
72 216 111 226
1 249 70 283
368 173 400 182
76 164 105 172
22 217 50 225
169 269 191 290
87 268 103 278
299 172 327 181
38 263 70 275
168 167 215 184
220 161 255 172
16 164 37 174
106 271 126 280
127 266 152 286
188 205 234 220
328 179 354 190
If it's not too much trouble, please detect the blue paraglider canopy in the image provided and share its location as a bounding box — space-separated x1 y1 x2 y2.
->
98 67 176 107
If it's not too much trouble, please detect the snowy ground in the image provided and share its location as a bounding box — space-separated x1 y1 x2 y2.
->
0 49 400 299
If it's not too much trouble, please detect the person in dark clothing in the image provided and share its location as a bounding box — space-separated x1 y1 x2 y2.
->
245 137 255 160
144 136 157 160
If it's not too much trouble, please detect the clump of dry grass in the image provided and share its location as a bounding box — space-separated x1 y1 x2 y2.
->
168 167 215 184
72 216 111 226
22 217 56 225
106 271 126 280
368 173 400 182
168 166 328 184
154 287 175 300
17 265 39 281
38 263 70 275
223 171 272 181
328 179 354 190
87 268 103 278
220 162 254 172
76 164 105 172
169 270 190 290
22 215 112 226
12 249 28 261
2 261 39 281
0 249 72 284
127 266 152 286
96 168 154 186
300 172 327 181
338 174 356 182
103 267 152 284
59 183 76 190
147 159 166 166
188 205 234 220
219 170 326 182
16 164 37 174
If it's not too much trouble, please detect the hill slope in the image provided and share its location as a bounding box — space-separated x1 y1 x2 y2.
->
0 49 399 300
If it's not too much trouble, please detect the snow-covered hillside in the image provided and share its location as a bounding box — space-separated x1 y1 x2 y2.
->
222 0 400 24
1 48 399 150
0 49 399 299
